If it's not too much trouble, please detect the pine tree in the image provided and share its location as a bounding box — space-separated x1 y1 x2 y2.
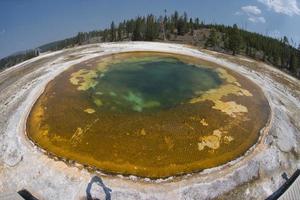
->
281 36 291 68
205 29 218 48
174 11 179 25
76 32 87 45
228 24 242 55
189 18 194 35
132 17 143 41
177 17 185 35
172 11 179 34
283 36 289 45
183 12 188 34
117 27 122 41
195 18 200 29
125 20 134 38
102 29 109 42
145 15 158 41
290 53 299 72
110 21 116 42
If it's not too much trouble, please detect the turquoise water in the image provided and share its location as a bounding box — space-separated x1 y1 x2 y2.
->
91 57 222 112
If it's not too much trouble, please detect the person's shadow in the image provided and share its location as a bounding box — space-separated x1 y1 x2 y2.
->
86 176 112 200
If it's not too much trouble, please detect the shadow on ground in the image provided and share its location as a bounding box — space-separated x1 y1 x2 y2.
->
86 176 112 200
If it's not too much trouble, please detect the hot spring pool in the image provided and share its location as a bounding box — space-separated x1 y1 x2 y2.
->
26 52 270 178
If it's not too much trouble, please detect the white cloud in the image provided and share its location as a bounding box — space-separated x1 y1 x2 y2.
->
235 11 242 15
242 5 262 15
248 16 266 23
258 0 300 16
237 5 266 23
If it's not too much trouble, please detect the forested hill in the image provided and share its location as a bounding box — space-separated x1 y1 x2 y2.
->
1 11 300 78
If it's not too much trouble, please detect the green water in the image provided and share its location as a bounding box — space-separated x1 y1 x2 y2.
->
91 57 222 112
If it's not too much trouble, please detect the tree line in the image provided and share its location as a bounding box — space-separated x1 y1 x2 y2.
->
1 11 300 78
0 49 39 71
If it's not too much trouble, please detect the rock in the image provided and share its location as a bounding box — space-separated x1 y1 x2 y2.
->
89 183 106 200
111 191 142 200
272 109 297 153
3 147 23 167
276 131 296 153
265 135 274 145
291 143 299 155
257 148 279 177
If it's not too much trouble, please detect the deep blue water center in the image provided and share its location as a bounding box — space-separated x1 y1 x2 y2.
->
91 57 222 112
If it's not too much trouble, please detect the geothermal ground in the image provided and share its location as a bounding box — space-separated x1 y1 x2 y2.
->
0 42 299 200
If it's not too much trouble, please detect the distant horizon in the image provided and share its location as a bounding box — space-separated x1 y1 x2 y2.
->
1 0 300 59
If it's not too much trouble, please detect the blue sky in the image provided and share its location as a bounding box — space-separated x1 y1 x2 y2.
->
0 0 300 58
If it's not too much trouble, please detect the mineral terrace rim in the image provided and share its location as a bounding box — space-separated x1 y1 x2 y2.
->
21 49 273 182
